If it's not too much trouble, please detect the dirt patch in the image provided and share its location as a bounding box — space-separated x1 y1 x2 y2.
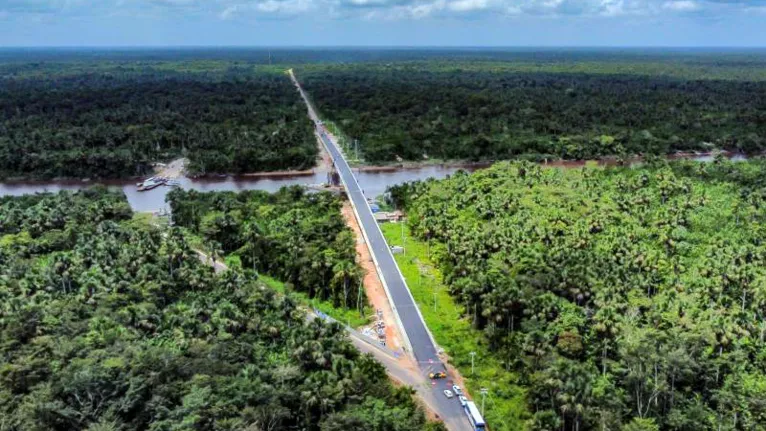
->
341 201 404 351
155 158 187 178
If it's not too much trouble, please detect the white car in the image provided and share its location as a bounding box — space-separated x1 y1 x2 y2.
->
452 385 463 396
443 390 454 399
458 395 468 406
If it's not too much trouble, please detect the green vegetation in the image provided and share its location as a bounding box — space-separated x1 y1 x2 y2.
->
0 188 440 430
0 67 316 179
298 63 766 163
389 159 766 430
4 48 766 81
260 274 369 328
381 223 528 430
167 186 366 314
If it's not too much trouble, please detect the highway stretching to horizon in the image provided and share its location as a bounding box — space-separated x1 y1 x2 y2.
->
289 69 473 430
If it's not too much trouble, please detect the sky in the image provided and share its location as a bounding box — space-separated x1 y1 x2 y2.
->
0 0 764 47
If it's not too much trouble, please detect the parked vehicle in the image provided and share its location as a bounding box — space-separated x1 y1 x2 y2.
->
429 371 447 379
443 390 454 399
452 385 463 396
464 401 486 430
458 395 468 407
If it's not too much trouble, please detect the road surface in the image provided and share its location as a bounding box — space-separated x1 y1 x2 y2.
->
289 69 473 430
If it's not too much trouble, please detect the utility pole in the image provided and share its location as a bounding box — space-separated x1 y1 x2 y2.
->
401 220 406 256
480 387 488 416
470 351 477 376
357 278 363 316
354 139 359 160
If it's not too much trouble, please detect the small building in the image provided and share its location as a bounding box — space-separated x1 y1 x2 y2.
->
374 211 405 223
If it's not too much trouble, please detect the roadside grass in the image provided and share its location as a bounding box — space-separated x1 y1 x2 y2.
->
381 222 529 431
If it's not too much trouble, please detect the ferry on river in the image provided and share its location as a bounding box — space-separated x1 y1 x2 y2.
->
137 177 167 192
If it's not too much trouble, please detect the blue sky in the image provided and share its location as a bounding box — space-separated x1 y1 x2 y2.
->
0 0 764 46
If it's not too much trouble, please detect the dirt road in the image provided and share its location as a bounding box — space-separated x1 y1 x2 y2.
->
156 158 187 178
341 202 404 351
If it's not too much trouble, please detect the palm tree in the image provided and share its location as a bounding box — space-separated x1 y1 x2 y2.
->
243 221 265 273
332 261 359 309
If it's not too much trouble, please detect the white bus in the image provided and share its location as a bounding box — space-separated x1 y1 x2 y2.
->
464 401 486 430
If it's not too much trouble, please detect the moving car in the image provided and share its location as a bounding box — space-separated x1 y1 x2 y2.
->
429 371 447 379
443 390 454 399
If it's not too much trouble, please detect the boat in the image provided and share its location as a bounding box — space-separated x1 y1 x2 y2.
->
136 176 157 187
137 177 166 192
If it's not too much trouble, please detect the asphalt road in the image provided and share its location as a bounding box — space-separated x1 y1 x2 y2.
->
318 130 472 429
290 70 473 430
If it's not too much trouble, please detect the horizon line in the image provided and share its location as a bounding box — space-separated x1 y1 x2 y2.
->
1 45 766 50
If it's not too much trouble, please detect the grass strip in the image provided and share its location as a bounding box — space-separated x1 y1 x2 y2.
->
381 222 529 430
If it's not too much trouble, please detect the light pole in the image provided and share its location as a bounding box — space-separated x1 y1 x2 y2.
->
470 351 477 376
480 387 488 416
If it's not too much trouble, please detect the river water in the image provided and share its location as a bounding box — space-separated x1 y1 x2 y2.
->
0 154 747 213
0 165 477 213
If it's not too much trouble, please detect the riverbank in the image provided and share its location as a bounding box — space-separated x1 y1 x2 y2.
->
349 149 751 172
0 152 753 214
354 160 493 173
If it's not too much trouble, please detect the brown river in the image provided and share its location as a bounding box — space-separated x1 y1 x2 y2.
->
0 165 480 213
0 154 746 213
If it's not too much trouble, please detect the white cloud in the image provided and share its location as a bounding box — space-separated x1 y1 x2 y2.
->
0 0 756 22
407 0 446 18
448 0 490 12
662 0 699 11
255 0 314 14
219 4 239 18
151 0 199 6
344 0 396 7
599 0 624 15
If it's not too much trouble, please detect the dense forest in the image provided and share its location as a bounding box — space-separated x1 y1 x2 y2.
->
3 48 766 81
0 189 438 430
389 159 766 430
167 186 365 312
0 69 317 179
299 65 766 162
